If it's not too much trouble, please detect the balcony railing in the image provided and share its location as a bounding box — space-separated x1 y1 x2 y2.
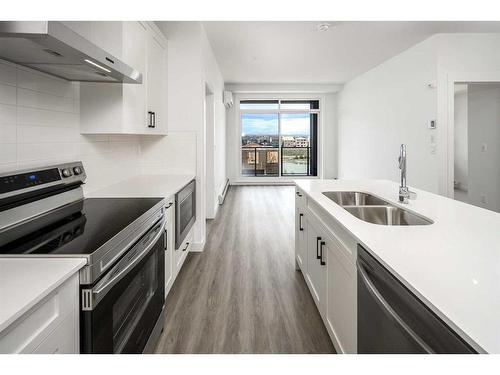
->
241 146 312 177
242 147 279 176
281 146 310 176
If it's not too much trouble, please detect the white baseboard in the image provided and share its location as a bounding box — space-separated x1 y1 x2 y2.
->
190 240 205 252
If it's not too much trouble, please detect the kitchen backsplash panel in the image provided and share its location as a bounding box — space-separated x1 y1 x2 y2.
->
0 59 143 193
0 58 197 194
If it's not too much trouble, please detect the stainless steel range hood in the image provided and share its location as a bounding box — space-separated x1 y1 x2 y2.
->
0 21 142 83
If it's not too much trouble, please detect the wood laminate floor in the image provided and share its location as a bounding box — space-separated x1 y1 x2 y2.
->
154 185 335 354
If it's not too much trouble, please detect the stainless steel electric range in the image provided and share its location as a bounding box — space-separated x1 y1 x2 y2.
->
0 162 166 354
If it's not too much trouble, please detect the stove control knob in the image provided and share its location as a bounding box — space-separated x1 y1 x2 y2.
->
73 166 83 175
61 168 73 178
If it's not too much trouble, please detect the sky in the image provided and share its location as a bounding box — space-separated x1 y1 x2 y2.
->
241 113 311 136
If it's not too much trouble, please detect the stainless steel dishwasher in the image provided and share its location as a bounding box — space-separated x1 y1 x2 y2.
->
357 244 477 354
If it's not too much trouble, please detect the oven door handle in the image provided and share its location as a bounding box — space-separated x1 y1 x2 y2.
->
83 218 164 310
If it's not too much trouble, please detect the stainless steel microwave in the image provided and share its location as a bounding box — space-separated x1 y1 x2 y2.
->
175 179 196 249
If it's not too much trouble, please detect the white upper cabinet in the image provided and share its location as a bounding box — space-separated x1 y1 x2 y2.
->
146 30 167 134
79 21 167 135
90 22 123 59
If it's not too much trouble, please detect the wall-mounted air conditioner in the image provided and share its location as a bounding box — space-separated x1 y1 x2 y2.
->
223 91 233 108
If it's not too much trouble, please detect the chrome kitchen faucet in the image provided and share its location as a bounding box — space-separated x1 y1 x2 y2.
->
398 144 416 204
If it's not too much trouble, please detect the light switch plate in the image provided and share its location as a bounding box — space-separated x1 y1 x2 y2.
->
429 120 437 129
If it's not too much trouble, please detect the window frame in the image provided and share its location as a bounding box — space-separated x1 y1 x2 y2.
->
238 98 321 178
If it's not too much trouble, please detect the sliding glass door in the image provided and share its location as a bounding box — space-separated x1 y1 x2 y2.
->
240 100 319 177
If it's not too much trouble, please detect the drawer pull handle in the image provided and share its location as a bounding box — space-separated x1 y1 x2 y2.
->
316 237 322 259
320 241 326 266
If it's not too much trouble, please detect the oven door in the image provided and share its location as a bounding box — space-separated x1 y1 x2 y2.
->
80 219 165 354
175 179 196 249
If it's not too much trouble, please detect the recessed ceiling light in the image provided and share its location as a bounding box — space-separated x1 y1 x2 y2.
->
316 23 331 32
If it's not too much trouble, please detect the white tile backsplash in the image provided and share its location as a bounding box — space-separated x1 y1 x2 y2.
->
0 61 16 86
0 59 144 193
0 83 16 105
0 58 196 194
0 103 16 125
16 67 74 98
17 87 76 113
0 124 16 143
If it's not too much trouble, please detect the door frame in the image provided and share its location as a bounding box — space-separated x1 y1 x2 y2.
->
438 70 500 197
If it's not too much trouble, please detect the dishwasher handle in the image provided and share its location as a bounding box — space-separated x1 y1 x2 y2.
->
357 257 434 353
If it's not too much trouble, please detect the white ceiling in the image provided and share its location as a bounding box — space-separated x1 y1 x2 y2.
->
203 21 500 84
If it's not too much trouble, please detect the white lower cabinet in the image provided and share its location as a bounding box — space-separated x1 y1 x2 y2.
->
295 189 307 270
173 227 193 278
295 187 357 353
324 235 357 353
164 194 193 299
32 312 79 354
304 216 327 315
0 273 80 354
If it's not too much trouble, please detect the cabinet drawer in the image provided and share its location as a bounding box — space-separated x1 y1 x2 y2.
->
306 198 357 262
32 311 79 354
0 274 79 354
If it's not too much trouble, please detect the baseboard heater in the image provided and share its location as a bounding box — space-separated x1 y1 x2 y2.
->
218 178 230 205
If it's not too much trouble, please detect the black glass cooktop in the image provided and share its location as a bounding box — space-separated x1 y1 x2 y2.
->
0 198 163 256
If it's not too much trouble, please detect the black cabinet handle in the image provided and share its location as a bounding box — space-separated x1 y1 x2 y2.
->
148 111 155 128
152 111 156 127
299 213 304 231
182 242 190 252
163 228 168 251
320 241 326 266
296 191 302 197
166 202 173 209
316 237 322 259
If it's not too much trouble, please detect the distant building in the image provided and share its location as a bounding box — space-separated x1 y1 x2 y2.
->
295 137 309 147
244 142 261 148
282 136 295 147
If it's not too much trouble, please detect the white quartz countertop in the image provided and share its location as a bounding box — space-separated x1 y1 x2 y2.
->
294 179 500 354
88 174 195 199
0 258 86 334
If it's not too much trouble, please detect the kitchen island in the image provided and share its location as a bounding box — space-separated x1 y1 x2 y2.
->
294 179 500 354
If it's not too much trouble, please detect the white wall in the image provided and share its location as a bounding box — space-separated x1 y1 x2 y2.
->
155 21 226 247
338 37 439 192
0 59 144 194
338 33 500 195
466 84 500 212
225 88 339 184
201 27 226 218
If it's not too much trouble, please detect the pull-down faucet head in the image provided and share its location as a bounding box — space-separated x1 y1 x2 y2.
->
399 144 407 189
398 144 416 203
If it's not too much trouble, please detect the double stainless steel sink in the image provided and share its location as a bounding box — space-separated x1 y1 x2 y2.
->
322 191 432 226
